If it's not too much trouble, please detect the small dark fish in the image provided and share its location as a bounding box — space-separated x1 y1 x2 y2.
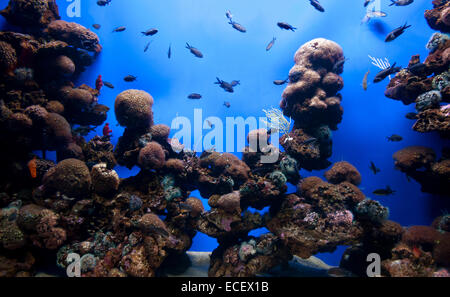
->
407 63 428 76
364 0 373 7
168 44 172 59
277 22 297 32
310 0 325 12
266 37 276 51
188 93 202 100
387 134 403 142
224 101 231 108
373 186 396 196
92 24 101 30
215 78 234 93
144 41 152 52
231 80 241 87
333 58 348 73
385 23 411 42
186 43 203 58
389 0 414 6
97 0 111 6
226 10 233 20
362 70 370 91
103 81 114 89
73 126 96 137
142 28 158 36
113 26 126 33
274 79 288 86
373 63 401 83
289 71 303 83
369 161 381 175
229 20 247 33
124 75 137 82
302 138 317 145
405 112 418 120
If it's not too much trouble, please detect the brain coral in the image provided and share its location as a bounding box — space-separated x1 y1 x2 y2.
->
115 89 154 130
42 158 92 199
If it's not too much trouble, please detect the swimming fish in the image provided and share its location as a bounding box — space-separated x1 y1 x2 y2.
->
266 37 276 51
112 26 126 32
369 161 380 175
73 126 96 136
28 156 37 179
366 10 387 18
95 74 103 91
277 22 297 32
385 23 411 42
103 123 112 137
186 43 203 58
224 101 231 108
103 81 114 89
274 79 288 86
124 75 137 82
97 0 111 6
226 10 233 20
92 24 101 30
405 112 418 120
188 93 202 100
309 0 325 12
144 41 152 52
229 20 247 33
362 9 387 24
373 186 396 196
387 134 403 142
362 70 370 91
168 44 172 59
215 78 234 93
373 63 401 83
407 63 429 76
141 28 158 36
389 0 414 6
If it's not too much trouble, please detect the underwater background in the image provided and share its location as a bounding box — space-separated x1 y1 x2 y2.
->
1 0 448 267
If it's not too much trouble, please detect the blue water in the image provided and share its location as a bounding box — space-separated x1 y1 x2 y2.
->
2 0 450 266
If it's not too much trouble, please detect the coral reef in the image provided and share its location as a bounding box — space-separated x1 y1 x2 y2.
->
280 38 345 170
393 146 449 196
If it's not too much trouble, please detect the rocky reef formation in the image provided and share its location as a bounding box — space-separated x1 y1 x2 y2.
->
383 1 450 199
280 38 345 170
386 1 450 138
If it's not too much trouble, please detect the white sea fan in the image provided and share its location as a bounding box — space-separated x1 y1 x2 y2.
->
262 107 292 143
369 55 392 80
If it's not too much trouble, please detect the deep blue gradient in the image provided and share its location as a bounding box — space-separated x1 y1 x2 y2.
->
2 0 450 267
